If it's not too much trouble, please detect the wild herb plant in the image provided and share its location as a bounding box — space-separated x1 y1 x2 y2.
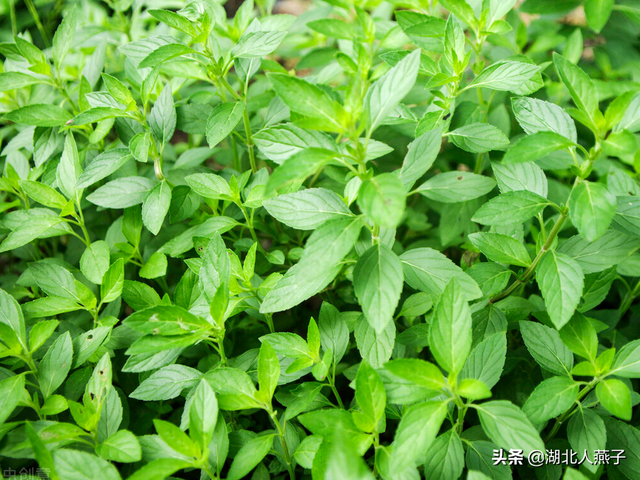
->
1 0 640 479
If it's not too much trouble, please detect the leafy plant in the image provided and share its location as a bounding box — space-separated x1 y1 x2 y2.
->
1 0 640 479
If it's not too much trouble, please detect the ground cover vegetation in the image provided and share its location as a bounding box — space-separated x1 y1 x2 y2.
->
2 0 640 479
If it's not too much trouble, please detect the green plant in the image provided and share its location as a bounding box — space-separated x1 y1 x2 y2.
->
1 0 640 479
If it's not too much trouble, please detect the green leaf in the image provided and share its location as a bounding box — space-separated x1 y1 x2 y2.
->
140 252 168 279
101 258 124 303
20 180 68 209
185 172 233 200
559 312 598 361
390 401 448 471
520 320 574 376
318 302 349 364
268 73 346 132
0 72 45 91
57 132 81 200
3 104 72 126
188 379 218 452
86 176 155 208
564 469 590 480
53 449 121 480
422 430 465 480
97 430 141 463
384 358 446 390
125 459 190 480
206 101 245 148
492 161 548 198
468 232 531 267
23 296 83 318
253 124 335 164
69 107 129 126
553 53 599 128
438 0 476 26
502 131 576 164
512 96 577 141
597 379 632 420
469 61 540 92
148 84 176 146
472 191 549 225
584 0 614 32
227 434 275 480
609 339 640 377
0 215 70 253
139 44 196 69
124 305 211 335
28 319 58 353
612 196 640 237
0 374 26 424
522 376 580 423
416 171 496 203
265 148 335 195
354 359 386 433
307 18 355 39
365 49 420 134
354 243 403 333
101 74 133 107
558 230 640 274
448 123 509 153
399 128 442 189
536 251 584 329
52 6 77 66
232 31 287 58
261 216 363 313
354 314 395 369
0 288 26 346
475 400 545 456
459 332 507 389
263 188 352 230
428 279 472 374
602 417 640 480
142 181 171 235
567 408 606 473
76 149 132 189
569 181 616 242
205 367 262 410
29 261 80 301
357 173 406 228
400 248 482 300
38 331 73 398
153 419 200 458
130 365 201 401
80 241 111 285
257 340 280 402
148 9 198 36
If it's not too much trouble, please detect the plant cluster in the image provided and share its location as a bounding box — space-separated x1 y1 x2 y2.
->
2 0 640 479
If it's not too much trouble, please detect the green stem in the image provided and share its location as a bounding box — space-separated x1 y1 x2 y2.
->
24 0 49 46
619 279 640 317
544 381 597 443
242 108 257 173
490 209 568 303
328 368 345 409
265 313 275 333
270 411 296 480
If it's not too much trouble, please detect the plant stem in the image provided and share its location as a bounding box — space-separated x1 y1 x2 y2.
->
490 209 568 303
327 368 345 409
269 411 296 480
544 380 596 443
242 109 257 173
619 279 640 317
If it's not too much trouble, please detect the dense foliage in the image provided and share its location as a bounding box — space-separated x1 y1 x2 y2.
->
3 0 640 479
